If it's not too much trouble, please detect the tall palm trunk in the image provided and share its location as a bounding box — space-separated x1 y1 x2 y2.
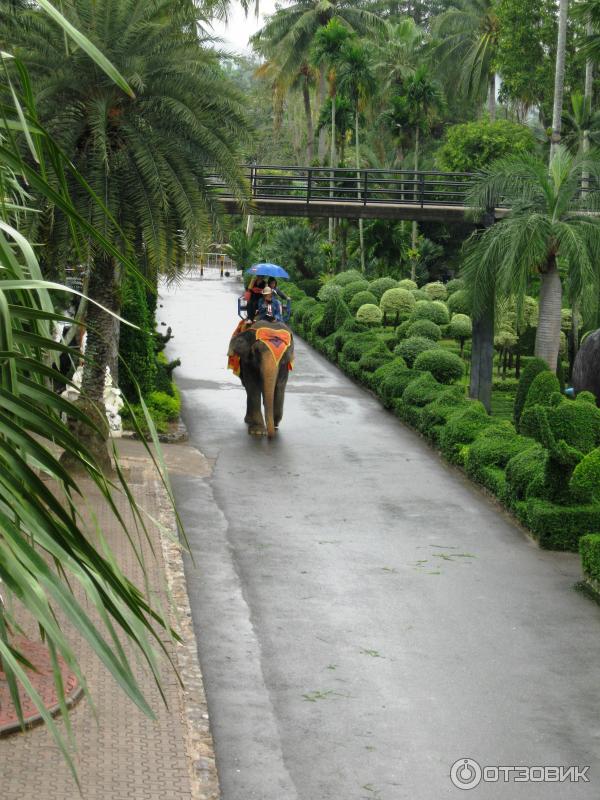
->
355 108 365 273
411 126 419 280
488 74 496 121
550 0 569 159
583 15 593 191
317 67 328 163
535 255 563 371
302 78 313 165
329 89 336 244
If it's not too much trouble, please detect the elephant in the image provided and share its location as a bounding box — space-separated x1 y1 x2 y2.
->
228 320 294 437
573 329 600 405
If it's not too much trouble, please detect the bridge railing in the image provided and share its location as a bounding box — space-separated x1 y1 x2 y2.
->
208 165 477 207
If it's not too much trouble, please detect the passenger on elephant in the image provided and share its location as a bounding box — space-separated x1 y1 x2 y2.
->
267 278 289 301
246 278 266 321
257 286 283 322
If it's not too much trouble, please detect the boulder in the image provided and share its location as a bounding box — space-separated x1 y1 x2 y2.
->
573 329 600 404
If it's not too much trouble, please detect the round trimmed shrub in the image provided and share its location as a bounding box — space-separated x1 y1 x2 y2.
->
576 391 597 405
395 335 440 367
342 279 370 302
333 269 363 286
447 289 471 316
513 357 549 430
395 319 413 340
317 293 351 337
356 303 383 326
446 278 465 296
369 277 399 300
570 448 600 502
317 282 344 302
449 313 472 340
406 318 442 341
524 371 561 410
378 365 420 404
424 281 448 301
357 342 394 373
412 300 450 326
349 290 378 313
402 372 444 407
380 288 416 320
411 289 429 301
413 349 464 384
439 402 492 464
341 332 381 363
397 278 418 291
548 399 600 453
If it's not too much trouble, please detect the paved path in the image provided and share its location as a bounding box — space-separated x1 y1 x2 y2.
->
164 277 600 800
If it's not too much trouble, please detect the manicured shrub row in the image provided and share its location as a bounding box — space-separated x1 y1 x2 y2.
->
288 279 600 554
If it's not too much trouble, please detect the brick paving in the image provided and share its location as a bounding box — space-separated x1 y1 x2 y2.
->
0 442 216 800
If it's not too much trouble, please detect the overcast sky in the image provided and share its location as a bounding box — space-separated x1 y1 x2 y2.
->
211 0 279 53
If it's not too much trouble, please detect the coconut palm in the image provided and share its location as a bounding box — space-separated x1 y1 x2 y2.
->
462 146 600 373
562 91 600 154
374 17 423 92
431 0 499 119
7 0 250 463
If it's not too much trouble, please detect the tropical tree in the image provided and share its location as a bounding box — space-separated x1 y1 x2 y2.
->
374 17 423 92
462 147 600 374
431 0 499 119
7 0 250 463
224 229 262 270
337 39 376 272
0 24 180 774
562 91 600 153
550 0 570 158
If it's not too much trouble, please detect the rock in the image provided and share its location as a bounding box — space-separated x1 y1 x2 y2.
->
573 329 600 404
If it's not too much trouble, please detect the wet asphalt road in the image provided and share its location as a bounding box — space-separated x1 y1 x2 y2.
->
163 276 600 800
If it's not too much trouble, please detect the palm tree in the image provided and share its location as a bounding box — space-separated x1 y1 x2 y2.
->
462 147 600 373
431 0 499 119
550 0 570 158
251 0 384 163
9 0 250 463
562 91 600 154
337 40 376 272
374 17 423 92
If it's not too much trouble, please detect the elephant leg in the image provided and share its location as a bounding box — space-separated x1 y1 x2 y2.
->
242 371 266 435
273 370 289 429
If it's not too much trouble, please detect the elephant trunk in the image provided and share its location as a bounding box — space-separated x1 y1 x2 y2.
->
261 357 279 439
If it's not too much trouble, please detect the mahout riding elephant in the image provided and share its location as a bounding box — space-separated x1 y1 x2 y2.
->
228 320 294 437
573 329 600 405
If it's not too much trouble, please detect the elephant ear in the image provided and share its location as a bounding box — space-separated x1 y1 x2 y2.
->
229 329 256 358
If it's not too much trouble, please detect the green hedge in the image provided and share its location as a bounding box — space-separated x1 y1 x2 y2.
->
580 534 600 583
465 423 533 486
413 348 464 384
439 403 492 464
504 444 546 503
513 357 548 430
525 499 600 551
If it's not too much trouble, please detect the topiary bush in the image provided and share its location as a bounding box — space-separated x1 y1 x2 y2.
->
356 303 384 326
406 318 442 341
465 422 534 490
395 319 413 340
377 365 421 406
413 349 464 384
446 278 465 296
349 290 379 313
412 299 450 326
448 313 472 355
297 278 320 297
397 278 418 291
370 357 408 392
397 373 446 427
576 390 597 405
333 269 364 286
119 273 157 401
369 277 399 300
513 357 549 430
446 289 471 316
524 371 561 410
439 402 491 464
395 335 440 367
505 444 547 503
340 332 381 363
342 279 370 303
411 289 429 301
357 341 394 374
580 534 600 583
570 448 600 503
317 282 344 302
525 499 600 551
317 293 351 337
292 296 317 326
423 281 448 301
419 387 469 440
380 287 416 324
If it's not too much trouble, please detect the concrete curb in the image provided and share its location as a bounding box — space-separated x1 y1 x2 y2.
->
155 472 220 800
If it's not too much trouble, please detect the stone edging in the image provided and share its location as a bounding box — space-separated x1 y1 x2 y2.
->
155 474 220 800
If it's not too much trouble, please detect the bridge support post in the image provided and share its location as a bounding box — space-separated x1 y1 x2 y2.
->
469 210 495 414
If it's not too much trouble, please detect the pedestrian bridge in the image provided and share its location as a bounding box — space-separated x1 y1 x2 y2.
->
213 165 508 223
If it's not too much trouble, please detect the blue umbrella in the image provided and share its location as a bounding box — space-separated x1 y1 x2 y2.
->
245 263 290 280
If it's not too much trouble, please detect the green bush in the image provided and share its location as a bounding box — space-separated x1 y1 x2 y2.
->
437 118 536 172
369 277 399 300
526 499 600 551
402 372 444 408
395 319 413 340
357 342 394 373
317 293 351 337
446 290 471 316
307 306 326 341
446 278 465 296
570 448 600 503
297 278 320 297
548 400 600 454
513 357 548 430
492 377 519 392
317 282 344 302
465 422 533 488
377 365 420 406
147 389 180 421
380 288 416 322
576 390 597 405
332 319 370 353
413 349 464 384
397 278 417 291
370 357 408 390
340 332 381 363
119 273 157 401
412 299 450 326
333 269 364 286
411 289 429 301
342 279 370 302
439 402 492 464
524 371 561 410
448 313 472 342
356 303 384 326
406 318 442 341
419 387 468 440
154 351 180 395
395 335 440 367
505 444 547 502
423 281 448 301
580 534 600 583
292 296 317 324
349 290 378 313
